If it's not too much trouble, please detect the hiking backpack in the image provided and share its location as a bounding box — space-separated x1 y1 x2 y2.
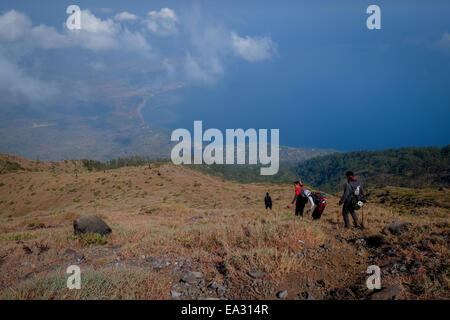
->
311 192 327 205
350 184 366 210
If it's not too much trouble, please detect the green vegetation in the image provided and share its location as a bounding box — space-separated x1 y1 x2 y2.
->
296 146 450 192
69 233 108 246
189 163 298 184
1 232 34 241
0 268 151 300
0 159 24 174
81 159 107 172
366 186 450 214
82 156 169 171
106 156 169 170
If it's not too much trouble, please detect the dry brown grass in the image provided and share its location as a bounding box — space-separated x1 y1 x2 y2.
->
0 158 448 300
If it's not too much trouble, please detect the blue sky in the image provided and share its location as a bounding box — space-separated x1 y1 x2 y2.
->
0 0 449 153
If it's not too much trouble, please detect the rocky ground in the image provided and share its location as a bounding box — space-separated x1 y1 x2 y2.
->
0 155 448 300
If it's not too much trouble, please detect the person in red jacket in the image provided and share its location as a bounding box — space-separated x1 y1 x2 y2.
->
288 181 308 216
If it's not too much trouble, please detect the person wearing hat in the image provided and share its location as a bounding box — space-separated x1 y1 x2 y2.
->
338 171 364 228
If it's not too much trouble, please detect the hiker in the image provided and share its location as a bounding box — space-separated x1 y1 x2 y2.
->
264 192 272 210
288 181 308 216
339 171 364 228
309 191 328 220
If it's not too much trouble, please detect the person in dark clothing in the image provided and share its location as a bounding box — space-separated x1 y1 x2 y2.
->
288 181 307 216
339 171 364 228
264 192 272 210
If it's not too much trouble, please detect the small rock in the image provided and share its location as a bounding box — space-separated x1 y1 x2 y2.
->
276 290 288 299
248 270 264 279
208 281 226 295
181 271 202 284
171 290 182 298
300 291 315 300
382 222 411 236
217 286 226 295
74 253 84 262
294 249 308 259
252 279 263 286
64 249 76 256
319 242 331 251
370 286 401 300
191 271 203 279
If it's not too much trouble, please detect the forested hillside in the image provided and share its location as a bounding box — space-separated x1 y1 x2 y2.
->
296 146 450 192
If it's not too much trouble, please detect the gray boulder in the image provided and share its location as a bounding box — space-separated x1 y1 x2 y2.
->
382 221 411 235
73 216 112 236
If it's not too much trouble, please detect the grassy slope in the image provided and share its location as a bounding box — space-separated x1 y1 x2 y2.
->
0 156 448 300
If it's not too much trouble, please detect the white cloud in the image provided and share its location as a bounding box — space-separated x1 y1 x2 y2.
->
230 32 278 62
144 8 178 36
0 55 59 105
0 9 155 107
114 11 138 22
180 25 230 85
0 9 151 53
30 24 72 49
30 10 119 51
79 10 119 34
119 28 152 52
181 25 277 84
184 53 224 85
0 8 279 110
0 10 31 41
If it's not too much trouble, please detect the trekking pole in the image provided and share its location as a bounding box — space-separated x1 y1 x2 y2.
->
361 206 365 229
